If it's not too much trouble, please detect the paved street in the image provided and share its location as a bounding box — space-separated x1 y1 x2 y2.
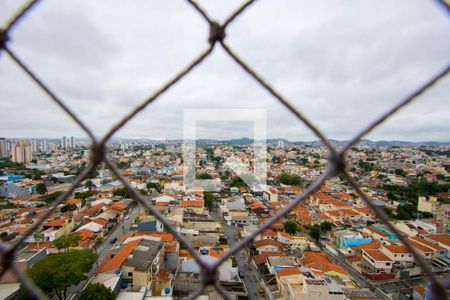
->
322 247 390 299
65 204 141 299
211 206 264 300
95 204 141 266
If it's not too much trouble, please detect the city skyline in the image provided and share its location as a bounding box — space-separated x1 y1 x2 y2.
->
1 0 449 141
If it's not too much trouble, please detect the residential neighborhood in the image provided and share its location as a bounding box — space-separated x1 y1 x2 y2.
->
0 138 448 299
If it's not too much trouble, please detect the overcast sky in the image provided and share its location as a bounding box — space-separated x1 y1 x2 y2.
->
1 0 449 142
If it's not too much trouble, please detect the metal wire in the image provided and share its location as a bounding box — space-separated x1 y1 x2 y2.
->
0 0 449 299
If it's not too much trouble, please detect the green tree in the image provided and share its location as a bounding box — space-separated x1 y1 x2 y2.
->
204 192 215 211
74 191 94 200
77 283 115 300
116 161 130 169
112 187 131 198
394 203 417 220
309 225 321 242
85 179 95 192
309 222 333 242
61 204 77 213
394 168 407 177
278 173 303 186
272 156 282 163
18 249 97 300
146 182 161 193
53 233 81 253
230 176 246 188
320 221 333 232
283 221 297 235
39 191 63 204
36 183 47 195
196 173 212 180
358 159 374 172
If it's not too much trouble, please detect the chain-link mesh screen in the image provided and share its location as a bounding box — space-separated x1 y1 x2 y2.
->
1 1 449 299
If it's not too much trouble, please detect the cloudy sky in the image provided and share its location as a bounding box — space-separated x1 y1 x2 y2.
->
1 0 449 142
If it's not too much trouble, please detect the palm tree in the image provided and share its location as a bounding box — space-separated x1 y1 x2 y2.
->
85 179 94 192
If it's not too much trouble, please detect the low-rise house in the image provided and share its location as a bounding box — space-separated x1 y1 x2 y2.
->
97 238 165 293
0 181 35 199
26 218 74 242
263 186 279 202
0 247 47 284
254 239 284 253
276 231 310 250
380 245 414 268
335 230 372 249
360 249 394 281
153 193 177 205
224 211 258 227
10 197 45 207
284 276 345 300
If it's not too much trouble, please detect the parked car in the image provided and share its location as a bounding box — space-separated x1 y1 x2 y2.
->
109 237 118 244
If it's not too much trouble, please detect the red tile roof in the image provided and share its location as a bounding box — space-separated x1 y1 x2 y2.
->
98 239 141 273
43 219 65 227
364 249 392 262
276 267 300 277
180 200 204 207
254 239 284 249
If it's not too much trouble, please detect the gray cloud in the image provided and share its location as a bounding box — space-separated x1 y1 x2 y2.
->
1 0 449 141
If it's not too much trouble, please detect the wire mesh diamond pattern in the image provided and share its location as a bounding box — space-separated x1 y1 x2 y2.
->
0 0 449 299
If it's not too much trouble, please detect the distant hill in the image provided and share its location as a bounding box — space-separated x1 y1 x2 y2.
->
109 137 450 147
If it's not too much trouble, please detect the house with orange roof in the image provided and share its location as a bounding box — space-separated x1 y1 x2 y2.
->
315 212 333 224
324 210 343 223
153 193 177 205
423 234 450 256
263 186 279 202
250 200 268 215
76 229 96 248
380 244 414 267
307 261 349 279
353 207 375 218
309 191 334 206
333 192 353 201
406 239 435 260
109 202 127 214
97 238 165 292
261 228 277 240
276 231 309 250
355 241 381 255
276 267 301 277
299 251 349 279
39 218 74 241
295 208 314 225
254 239 284 253
361 249 394 278
179 200 204 214
66 198 82 209
408 236 447 258
93 217 109 226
